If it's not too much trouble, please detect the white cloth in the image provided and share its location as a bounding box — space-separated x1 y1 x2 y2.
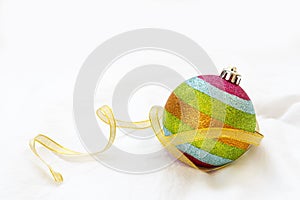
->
0 0 299 200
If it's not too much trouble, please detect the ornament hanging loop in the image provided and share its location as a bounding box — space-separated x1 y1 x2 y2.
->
220 67 242 85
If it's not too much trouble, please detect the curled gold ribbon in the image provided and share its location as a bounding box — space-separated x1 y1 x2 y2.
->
29 105 264 183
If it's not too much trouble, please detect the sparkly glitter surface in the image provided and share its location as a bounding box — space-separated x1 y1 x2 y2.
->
173 83 256 132
198 75 251 100
162 75 257 168
218 137 249 150
186 77 255 114
177 143 233 166
165 93 233 130
190 139 246 160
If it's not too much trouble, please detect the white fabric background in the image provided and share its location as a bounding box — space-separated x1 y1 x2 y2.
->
1 0 300 199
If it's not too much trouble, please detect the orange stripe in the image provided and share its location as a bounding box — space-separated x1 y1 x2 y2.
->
218 138 249 150
165 93 250 150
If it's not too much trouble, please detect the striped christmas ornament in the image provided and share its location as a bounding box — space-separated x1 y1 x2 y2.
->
162 68 257 169
29 67 264 183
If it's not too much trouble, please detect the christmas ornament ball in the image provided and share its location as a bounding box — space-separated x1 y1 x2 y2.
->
162 69 257 169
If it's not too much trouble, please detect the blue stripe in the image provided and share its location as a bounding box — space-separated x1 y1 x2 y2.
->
163 126 173 136
177 143 232 166
185 77 255 114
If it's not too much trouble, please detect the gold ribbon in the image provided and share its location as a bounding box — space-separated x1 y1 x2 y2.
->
29 105 264 183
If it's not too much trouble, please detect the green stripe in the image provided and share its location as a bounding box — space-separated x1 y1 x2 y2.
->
163 110 194 134
191 139 246 160
173 83 256 132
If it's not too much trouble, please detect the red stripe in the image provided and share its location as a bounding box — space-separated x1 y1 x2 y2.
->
198 75 250 100
182 152 216 168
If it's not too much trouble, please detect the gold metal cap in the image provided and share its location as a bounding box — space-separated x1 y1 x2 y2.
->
220 67 242 85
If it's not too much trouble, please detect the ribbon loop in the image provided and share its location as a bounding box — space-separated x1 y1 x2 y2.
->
30 105 264 183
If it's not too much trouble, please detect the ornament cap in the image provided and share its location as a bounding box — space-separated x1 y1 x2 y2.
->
220 67 242 85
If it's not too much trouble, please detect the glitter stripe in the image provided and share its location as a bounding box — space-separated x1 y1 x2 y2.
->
163 110 194 135
163 123 247 160
191 138 246 160
177 143 232 166
186 77 255 114
182 152 215 168
198 75 250 100
218 137 249 150
163 126 173 136
173 83 256 132
163 122 249 160
165 93 233 130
